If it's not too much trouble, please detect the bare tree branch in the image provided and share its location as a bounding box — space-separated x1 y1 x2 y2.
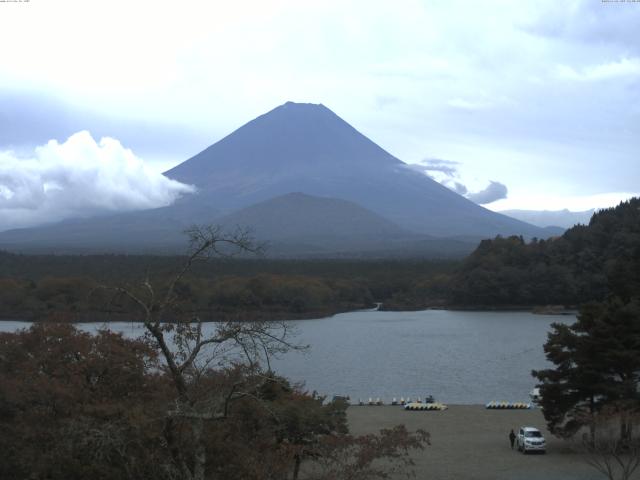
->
102 224 299 480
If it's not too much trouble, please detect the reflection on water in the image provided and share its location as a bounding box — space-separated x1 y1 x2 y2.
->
0 309 573 404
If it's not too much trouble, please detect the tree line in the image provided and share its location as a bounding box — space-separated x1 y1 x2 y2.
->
0 274 372 322
0 255 456 321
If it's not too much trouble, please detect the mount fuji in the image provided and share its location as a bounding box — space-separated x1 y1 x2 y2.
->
0 102 559 255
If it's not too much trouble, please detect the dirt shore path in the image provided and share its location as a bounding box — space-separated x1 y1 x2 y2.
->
347 405 610 480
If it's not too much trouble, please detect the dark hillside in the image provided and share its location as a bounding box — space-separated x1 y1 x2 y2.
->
450 198 640 306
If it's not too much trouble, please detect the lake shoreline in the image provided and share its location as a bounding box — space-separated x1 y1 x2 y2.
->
0 306 356 324
382 304 578 315
1 304 578 324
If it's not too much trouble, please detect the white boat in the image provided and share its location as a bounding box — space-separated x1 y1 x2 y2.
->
529 388 541 403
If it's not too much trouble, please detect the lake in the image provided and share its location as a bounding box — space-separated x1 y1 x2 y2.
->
0 309 573 405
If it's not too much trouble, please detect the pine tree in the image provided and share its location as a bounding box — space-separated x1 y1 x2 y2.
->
533 297 640 440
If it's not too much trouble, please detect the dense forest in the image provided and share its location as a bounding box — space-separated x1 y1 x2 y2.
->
0 254 455 321
450 198 640 307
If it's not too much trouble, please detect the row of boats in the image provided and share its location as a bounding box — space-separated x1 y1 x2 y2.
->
404 402 448 411
346 388 543 410
357 395 436 406
485 401 532 409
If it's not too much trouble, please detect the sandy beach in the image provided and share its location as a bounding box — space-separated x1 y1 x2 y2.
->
347 405 610 480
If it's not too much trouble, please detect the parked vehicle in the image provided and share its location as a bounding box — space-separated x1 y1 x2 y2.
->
516 426 546 454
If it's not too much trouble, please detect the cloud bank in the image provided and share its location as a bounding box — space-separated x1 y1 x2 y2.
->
0 131 195 231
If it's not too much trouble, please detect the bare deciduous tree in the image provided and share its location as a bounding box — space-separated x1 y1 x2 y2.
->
110 225 301 480
578 405 640 480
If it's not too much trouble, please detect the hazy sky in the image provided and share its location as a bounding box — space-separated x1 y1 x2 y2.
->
1 0 639 227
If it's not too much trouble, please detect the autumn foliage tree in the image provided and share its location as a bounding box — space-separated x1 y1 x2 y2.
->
0 323 429 480
0 323 167 480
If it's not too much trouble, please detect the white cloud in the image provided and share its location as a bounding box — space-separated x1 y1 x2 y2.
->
466 181 508 205
556 57 640 82
0 132 195 231
405 159 470 194
408 158 460 177
407 159 508 204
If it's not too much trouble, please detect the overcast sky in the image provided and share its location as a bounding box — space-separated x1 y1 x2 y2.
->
1 0 639 228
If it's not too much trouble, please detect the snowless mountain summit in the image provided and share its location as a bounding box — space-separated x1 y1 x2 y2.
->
165 101 547 238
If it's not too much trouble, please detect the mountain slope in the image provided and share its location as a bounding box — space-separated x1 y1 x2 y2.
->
213 192 474 257
218 192 406 241
165 101 548 238
0 203 220 253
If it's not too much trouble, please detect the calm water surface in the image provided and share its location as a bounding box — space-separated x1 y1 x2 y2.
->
0 309 573 404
